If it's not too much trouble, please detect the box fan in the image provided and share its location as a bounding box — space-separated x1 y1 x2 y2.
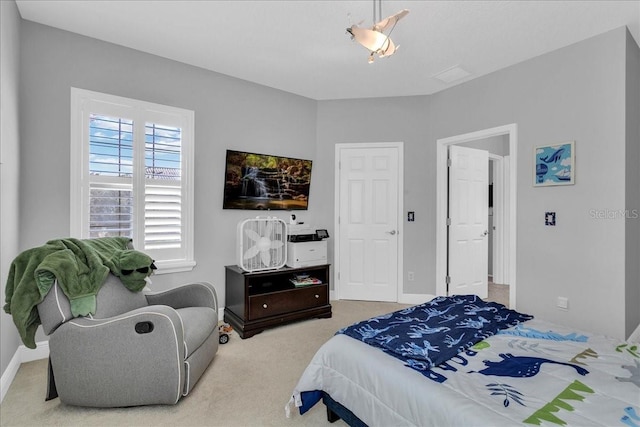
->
237 217 287 272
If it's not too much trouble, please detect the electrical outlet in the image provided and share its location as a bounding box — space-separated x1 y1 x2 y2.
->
556 297 569 309
408 271 415 281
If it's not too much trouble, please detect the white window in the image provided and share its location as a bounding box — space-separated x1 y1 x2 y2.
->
70 88 195 273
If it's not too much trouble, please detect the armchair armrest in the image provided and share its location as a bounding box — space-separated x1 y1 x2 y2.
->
48 305 186 407
145 282 218 313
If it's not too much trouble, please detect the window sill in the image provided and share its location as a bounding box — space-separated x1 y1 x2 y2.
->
153 259 197 274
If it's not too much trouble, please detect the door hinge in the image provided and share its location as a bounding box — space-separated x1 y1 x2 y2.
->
337 272 340 280
446 217 451 226
445 275 451 284
447 158 452 167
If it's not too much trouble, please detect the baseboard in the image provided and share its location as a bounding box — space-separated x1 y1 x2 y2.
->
399 293 435 305
330 291 434 305
0 341 49 403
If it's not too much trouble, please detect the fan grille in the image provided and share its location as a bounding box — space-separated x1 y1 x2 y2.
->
237 217 287 272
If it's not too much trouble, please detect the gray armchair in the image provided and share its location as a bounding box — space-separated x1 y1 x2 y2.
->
37 273 219 407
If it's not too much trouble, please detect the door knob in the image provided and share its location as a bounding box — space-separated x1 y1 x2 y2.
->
386 230 397 235
482 230 488 237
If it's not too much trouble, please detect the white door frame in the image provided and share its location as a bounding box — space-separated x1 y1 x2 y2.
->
436 124 518 309
488 154 505 285
333 142 404 302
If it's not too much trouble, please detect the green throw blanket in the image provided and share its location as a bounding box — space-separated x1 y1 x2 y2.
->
3 237 154 349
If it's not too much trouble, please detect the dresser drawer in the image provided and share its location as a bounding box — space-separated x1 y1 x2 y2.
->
248 285 328 320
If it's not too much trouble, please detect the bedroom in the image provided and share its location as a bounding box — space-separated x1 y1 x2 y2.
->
1 0 638 422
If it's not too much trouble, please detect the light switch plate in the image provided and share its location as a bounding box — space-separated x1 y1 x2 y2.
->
545 212 556 226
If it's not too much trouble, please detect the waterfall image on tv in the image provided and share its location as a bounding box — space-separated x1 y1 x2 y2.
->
223 150 312 210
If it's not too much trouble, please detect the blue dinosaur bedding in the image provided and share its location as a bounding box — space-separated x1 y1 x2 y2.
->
289 297 640 426
337 294 533 374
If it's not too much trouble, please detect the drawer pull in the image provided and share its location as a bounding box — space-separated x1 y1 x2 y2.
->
315 294 319 298
263 303 268 309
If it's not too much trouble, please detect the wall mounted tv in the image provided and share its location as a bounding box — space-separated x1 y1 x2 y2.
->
223 150 312 210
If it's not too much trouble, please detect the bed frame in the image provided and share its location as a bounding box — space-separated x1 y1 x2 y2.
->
323 392 366 427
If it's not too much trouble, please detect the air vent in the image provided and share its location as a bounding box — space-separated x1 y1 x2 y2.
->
433 66 471 84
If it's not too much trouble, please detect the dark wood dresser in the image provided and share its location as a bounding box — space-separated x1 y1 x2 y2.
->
224 264 332 338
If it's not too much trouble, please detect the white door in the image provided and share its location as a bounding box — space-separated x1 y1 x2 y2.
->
337 144 400 302
448 145 489 298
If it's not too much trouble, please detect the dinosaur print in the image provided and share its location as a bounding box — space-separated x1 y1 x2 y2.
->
617 359 640 387
375 334 399 345
398 340 439 361
617 343 640 358
498 325 588 342
338 294 533 371
408 323 450 338
456 316 490 329
622 407 640 427
354 324 391 339
471 353 589 378
443 333 466 348
421 305 454 321
523 380 594 425
438 313 458 323
485 383 526 407
389 316 417 325
464 304 498 315
569 348 597 365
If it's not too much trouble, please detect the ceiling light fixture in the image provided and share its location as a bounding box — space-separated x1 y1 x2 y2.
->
346 0 409 63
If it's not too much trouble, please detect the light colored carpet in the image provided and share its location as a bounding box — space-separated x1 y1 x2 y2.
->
1 288 510 427
0 300 411 427
488 281 510 307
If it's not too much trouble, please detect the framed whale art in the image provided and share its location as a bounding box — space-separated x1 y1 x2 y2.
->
534 141 575 187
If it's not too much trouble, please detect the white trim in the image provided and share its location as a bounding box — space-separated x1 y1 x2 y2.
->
503 155 512 288
399 293 436 305
69 87 195 270
182 361 190 396
154 259 197 274
436 124 518 309
333 142 404 303
0 341 49 403
488 154 505 285
329 290 430 307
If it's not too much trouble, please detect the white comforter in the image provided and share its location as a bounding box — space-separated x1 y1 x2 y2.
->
290 319 640 426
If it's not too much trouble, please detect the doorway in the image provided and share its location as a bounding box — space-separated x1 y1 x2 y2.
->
435 124 518 309
334 142 404 302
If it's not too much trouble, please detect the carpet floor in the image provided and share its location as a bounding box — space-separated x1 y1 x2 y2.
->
1 287 508 427
0 300 410 427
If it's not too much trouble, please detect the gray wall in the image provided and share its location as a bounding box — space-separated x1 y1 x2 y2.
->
626 30 640 339
2 10 638 383
315 96 433 295
430 27 630 339
16 21 318 343
0 0 23 378
318 27 636 339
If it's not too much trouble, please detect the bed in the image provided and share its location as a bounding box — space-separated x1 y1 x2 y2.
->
287 295 640 426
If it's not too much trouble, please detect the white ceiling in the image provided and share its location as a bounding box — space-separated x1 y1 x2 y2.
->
15 0 640 100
